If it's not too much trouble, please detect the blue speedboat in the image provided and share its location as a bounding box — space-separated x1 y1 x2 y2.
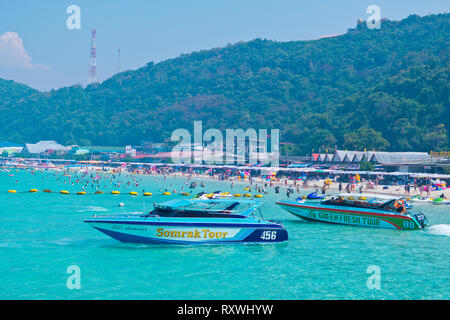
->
307 192 328 200
84 199 288 244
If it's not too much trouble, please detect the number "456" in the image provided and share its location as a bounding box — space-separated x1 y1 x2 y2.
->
261 231 277 240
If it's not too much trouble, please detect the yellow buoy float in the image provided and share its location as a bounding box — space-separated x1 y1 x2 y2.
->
254 194 263 198
77 191 86 195
358 196 367 200
243 187 250 191
181 192 190 196
143 192 152 196
244 193 252 197
162 192 171 195
111 191 120 195
29 189 38 193
129 191 138 196
8 190 16 193
95 191 103 194
234 194 242 197
60 190 69 194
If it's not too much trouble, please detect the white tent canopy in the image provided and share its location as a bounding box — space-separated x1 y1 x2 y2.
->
24 141 71 154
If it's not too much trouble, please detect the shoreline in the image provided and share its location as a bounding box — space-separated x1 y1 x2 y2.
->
165 171 449 199
1 165 448 199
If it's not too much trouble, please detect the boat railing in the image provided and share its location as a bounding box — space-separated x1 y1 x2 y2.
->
323 197 409 214
154 205 242 214
154 202 260 216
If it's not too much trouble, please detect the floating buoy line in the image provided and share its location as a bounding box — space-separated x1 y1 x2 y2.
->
0 189 157 196
2 189 263 198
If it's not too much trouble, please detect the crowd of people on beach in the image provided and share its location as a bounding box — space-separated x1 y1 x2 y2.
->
1 164 448 200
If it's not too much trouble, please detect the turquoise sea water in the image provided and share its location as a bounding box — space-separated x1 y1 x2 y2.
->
0 169 449 299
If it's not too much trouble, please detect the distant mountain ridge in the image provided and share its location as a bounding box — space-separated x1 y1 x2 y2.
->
0 13 448 154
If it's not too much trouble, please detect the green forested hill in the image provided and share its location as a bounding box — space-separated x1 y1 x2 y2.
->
0 13 448 154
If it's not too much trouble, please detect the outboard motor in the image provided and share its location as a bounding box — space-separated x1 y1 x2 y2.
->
413 212 429 229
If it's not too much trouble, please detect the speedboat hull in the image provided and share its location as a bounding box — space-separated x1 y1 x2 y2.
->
85 216 288 244
410 197 434 203
276 200 423 230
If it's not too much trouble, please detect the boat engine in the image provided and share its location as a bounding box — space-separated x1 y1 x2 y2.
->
413 212 429 229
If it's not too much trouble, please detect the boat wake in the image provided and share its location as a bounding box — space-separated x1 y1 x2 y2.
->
77 206 108 212
426 224 450 237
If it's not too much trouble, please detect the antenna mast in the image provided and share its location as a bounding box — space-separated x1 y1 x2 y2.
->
118 48 120 73
89 29 97 84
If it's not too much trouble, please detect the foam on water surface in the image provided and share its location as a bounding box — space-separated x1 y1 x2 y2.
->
76 206 108 213
426 224 450 237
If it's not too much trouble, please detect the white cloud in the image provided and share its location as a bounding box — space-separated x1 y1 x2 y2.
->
0 32 48 69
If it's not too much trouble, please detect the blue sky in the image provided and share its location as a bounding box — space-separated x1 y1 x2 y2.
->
0 0 448 91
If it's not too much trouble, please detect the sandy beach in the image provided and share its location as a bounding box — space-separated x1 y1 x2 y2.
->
165 171 449 199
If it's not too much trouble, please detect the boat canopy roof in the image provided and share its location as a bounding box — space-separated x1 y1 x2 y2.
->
154 198 262 216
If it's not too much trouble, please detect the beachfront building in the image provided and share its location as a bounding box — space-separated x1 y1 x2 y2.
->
22 141 71 156
369 152 432 172
0 142 24 156
73 148 90 156
317 153 333 162
138 142 170 154
331 150 346 163
308 150 438 173
81 146 126 161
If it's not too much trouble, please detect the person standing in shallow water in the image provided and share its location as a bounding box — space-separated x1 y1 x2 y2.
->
345 183 350 193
